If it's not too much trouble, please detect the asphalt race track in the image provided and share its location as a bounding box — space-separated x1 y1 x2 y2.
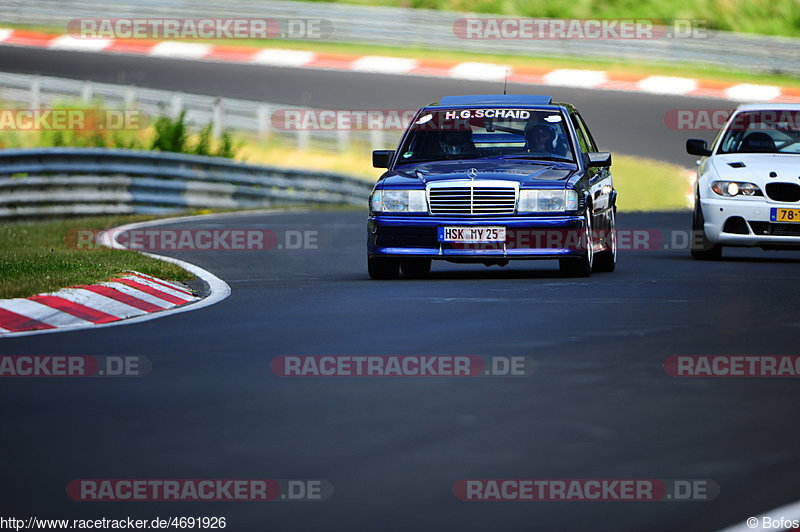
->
3 210 800 531
1 45 799 531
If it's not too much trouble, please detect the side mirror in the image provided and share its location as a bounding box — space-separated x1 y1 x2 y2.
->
587 152 612 168
372 150 395 169
686 139 711 156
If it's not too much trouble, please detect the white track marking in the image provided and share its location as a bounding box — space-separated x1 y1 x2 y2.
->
250 49 314 67
149 42 211 59
449 62 510 81
638 76 698 95
351 56 417 74
48 34 112 51
543 69 608 88
725 84 781 102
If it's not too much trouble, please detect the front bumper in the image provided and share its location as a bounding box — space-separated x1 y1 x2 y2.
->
367 214 586 259
701 197 800 247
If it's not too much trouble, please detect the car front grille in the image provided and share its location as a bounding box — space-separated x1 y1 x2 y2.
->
747 220 800 237
765 182 800 202
747 221 769 235
427 184 517 215
769 223 800 237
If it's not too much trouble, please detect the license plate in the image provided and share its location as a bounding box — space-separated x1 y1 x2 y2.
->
438 226 506 243
771 208 800 223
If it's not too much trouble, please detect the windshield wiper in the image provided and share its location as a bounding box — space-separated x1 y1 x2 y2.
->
499 155 574 163
397 155 484 165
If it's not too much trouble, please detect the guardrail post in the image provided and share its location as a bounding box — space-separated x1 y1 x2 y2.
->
369 129 385 152
258 104 271 140
170 92 184 119
124 86 138 109
337 128 349 152
30 77 40 110
212 97 224 139
297 129 310 151
81 81 93 103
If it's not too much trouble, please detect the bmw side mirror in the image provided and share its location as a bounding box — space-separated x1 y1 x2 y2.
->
587 152 612 168
372 150 395 168
686 139 711 157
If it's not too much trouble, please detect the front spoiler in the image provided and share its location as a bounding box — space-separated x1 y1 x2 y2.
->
368 214 587 259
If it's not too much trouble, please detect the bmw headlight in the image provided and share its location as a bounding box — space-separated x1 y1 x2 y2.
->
711 181 763 197
370 189 428 213
518 189 579 213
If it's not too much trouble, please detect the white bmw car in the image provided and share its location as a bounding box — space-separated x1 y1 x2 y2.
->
687 103 800 259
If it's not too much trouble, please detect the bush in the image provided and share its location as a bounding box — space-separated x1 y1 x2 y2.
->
151 110 189 153
150 111 241 158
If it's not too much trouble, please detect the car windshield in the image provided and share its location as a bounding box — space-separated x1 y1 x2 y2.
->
718 110 800 154
396 108 576 164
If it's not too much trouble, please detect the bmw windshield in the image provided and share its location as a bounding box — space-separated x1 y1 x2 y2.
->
396 108 576 165
718 110 800 154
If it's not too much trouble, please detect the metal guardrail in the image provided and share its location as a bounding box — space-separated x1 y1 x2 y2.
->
0 148 374 219
3 0 800 75
0 72 396 152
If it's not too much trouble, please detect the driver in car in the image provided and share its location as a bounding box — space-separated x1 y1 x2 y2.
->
524 124 557 157
438 130 477 156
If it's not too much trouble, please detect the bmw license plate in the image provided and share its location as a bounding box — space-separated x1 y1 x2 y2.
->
771 208 800 223
438 226 506 243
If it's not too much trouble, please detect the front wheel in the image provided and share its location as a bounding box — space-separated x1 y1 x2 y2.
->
690 201 722 260
592 208 617 273
560 209 593 277
368 256 400 279
401 259 432 275
559 257 590 277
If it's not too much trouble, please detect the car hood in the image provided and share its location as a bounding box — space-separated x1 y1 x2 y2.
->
711 153 800 184
383 159 578 187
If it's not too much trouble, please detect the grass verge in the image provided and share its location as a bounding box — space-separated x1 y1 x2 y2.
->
0 215 194 299
612 155 691 212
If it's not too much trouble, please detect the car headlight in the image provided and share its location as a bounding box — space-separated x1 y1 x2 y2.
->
710 181 763 197
518 189 579 213
370 189 428 213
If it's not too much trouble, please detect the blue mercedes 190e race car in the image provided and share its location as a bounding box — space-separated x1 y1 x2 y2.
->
367 94 616 279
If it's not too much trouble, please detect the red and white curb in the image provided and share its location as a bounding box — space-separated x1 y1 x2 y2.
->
0 213 235 338
1 28 799 103
0 271 198 335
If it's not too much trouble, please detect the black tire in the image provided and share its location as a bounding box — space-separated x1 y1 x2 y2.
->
559 257 590 277
690 201 722 260
400 258 432 275
368 256 400 279
560 209 593 277
592 208 617 273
